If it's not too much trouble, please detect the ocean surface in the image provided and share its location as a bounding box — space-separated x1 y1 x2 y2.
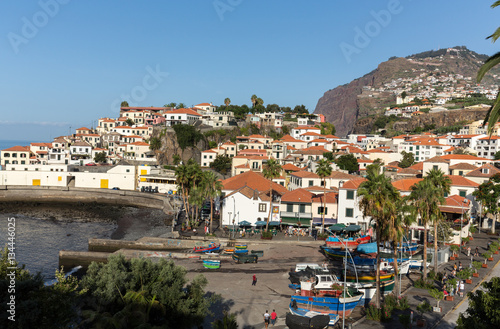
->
0 139 37 150
0 214 116 281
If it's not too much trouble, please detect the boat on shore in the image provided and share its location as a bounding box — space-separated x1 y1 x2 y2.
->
320 245 351 259
235 244 247 249
346 257 410 275
232 253 258 264
287 306 338 327
193 242 220 253
202 260 221 269
325 235 371 249
344 271 394 284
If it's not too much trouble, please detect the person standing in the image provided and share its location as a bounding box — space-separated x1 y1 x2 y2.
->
270 309 277 326
467 246 471 257
252 274 257 286
264 310 270 329
474 246 479 257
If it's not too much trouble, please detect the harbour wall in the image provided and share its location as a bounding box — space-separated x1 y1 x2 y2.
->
0 185 174 214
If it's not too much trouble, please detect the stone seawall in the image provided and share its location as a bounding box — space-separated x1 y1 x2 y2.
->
0 185 173 214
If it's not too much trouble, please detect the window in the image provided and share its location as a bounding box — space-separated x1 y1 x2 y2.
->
287 204 293 212
346 190 355 200
459 190 467 198
458 171 463 176
318 207 328 215
345 208 354 217
259 203 266 212
309 180 313 187
433 165 438 170
299 204 306 213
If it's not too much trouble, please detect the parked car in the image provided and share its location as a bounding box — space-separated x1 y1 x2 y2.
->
111 187 120 190
85 162 96 166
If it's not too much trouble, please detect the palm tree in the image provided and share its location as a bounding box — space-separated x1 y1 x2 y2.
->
425 169 451 271
172 154 181 166
478 2 500 134
149 137 161 151
224 98 231 107
203 171 223 233
187 162 204 221
175 164 190 224
316 158 332 233
251 94 257 108
358 163 399 308
408 179 440 279
263 158 282 231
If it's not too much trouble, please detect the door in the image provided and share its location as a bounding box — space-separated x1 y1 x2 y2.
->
100 179 108 189
32 179 40 186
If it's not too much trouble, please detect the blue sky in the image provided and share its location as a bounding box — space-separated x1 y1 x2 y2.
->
0 0 499 142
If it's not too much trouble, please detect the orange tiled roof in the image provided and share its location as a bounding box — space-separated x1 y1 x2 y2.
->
282 163 302 171
2 146 30 152
440 154 490 161
312 192 338 204
446 175 479 187
222 171 287 193
281 188 315 203
409 162 423 171
291 171 320 179
342 178 367 189
392 178 423 191
465 164 500 178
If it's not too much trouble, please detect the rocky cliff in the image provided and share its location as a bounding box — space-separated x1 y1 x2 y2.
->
314 46 499 136
153 128 206 166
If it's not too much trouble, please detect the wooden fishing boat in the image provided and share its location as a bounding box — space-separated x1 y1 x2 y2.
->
224 248 235 253
234 249 248 254
232 253 258 264
250 250 264 257
235 244 247 249
202 260 221 269
287 308 338 328
344 271 394 283
325 235 371 249
320 245 350 258
193 242 220 253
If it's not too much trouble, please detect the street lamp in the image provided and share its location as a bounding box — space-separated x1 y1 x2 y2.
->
228 211 232 239
460 198 468 252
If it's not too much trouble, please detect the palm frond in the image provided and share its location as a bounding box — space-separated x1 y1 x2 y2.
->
488 26 500 42
492 0 500 8
484 93 500 135
477 51 500 82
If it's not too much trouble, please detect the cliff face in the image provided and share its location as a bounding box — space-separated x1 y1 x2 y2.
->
314 46 499 137
391 107 489 132
153 128 206 166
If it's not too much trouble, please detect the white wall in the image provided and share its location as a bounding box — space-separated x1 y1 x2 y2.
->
221 192 271 226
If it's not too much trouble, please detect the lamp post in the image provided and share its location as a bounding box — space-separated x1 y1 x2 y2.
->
228 211 232 239
460 198 467 252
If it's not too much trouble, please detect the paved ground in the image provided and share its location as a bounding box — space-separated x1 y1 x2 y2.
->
171 230 499 329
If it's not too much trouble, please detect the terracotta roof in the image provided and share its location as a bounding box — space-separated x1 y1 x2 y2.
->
324 134 340 139
203 149 218 153
281 188 315 203
440 154 490 161
328 171 357 180
72 141 91 147
30 143 52 147
397 168 421 175
409 162 423 171
222 171 287 193
478 136 500 140
222 141 235 145
392 178 423 191
129 142 149 146
443 195 471 207
294 146 329 155
282 163 302 171
234 163 250 169
450 134 480 139
280 135 303 143
301 132 322 136
312 192 338 204
308 138 327 143
424 156 449 163
449 163 478 170
342 178 367 190
291 171 320 179
465 163 500 178
194 103 212 107
446 175 479 187
167 108 202 116
304 186 339 193
2 146 29 152
248 134 268 139
76 127 90 131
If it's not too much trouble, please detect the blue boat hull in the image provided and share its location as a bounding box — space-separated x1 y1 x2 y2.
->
288 305 339 326
291 293 363 317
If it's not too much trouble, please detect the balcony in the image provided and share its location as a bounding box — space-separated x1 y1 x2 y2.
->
280 211 312 219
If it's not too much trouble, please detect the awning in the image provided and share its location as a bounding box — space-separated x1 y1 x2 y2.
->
312 217 337 225
345 224 361 232
268 221 281 226
329 223 346 232
255 221 267 226
239 221 252 227
280 217 311 226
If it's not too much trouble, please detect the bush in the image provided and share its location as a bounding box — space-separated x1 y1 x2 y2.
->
415 278 434 290
397 296 410 310
398 313 411 329
384 294 398 312
473 261 482 272
261 230 273 238
417 301 432 318
469 226 477 234
317 232 329 239
428 270 436 280
366 303 392 322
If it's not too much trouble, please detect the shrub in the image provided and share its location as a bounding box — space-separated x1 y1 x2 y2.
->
473 261 482 272
483 251 492 259
428 270 436 280
384 294 398 312
457 268 472 281
397 296 410 310
469 226 477 234
417 301 432 319
435 272 444 282
317 232 329 239
415 278 434 290
366 303 392 322
261 230 273 238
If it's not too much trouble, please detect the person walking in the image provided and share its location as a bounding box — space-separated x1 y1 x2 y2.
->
474 246 479 257
252 274 257 286
270 309 277 326
467 246 471 257
264 310 270 329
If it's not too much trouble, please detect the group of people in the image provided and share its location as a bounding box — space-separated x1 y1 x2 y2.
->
263 310 278 328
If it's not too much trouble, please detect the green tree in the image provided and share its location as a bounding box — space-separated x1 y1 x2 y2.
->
358 163 400 307
213 311 239 329
457 277 500 328
172 124 203 153
473 173 500 234
210 155 232 177
149 137 162 151
478 2 500 135
125 118 135 126
93 151 107 164
316 158 332 233
495 151 500 160
120 101 129 107
263 158 282 231
203 171 223 233
250 94 257 108
293 105 308 114
425 169 451 272
335 154 359 173
323 152 335 161
401 91 407 100
172 154 181 166
81 255 215 328
224 98 231 107
176 103 186 109
317 122 336 135
165 102 177 108
175 164 191 223
399 151 415 168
